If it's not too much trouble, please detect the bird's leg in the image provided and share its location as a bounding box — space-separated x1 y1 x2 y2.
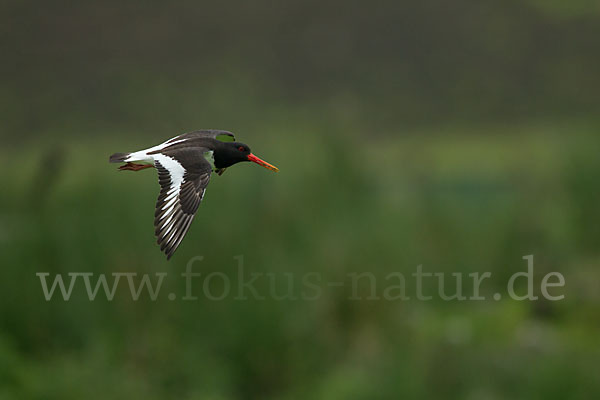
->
119 162 154 171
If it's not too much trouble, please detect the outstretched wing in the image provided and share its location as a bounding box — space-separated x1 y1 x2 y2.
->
166 129 235 144
153 149 212 259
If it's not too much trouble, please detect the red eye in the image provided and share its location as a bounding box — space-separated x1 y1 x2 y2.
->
238 146 245 152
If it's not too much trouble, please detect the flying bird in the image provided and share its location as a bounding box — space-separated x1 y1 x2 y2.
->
109 130 278 259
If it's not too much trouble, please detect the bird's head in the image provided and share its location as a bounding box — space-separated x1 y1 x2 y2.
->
215 142 279 172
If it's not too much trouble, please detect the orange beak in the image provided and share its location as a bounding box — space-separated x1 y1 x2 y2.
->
247 154 279 172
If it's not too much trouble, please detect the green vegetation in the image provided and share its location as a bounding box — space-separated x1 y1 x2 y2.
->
2 1 600 398
1 122 599 399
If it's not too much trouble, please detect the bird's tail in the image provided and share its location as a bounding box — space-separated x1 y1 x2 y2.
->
109 152 130 163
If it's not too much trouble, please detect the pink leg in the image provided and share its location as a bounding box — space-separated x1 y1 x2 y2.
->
119 162 154 171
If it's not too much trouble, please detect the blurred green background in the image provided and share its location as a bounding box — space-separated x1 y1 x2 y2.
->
1 0 600 399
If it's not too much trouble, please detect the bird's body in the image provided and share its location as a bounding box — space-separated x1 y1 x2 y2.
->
109 130 278 259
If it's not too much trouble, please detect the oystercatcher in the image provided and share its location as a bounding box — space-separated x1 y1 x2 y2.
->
109 130 278 259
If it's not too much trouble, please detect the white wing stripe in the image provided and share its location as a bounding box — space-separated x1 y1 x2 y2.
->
153 154 185 190
162 196 178 211
161 212 175 226
161 219 176 237
153 154 186 225
125 138 188 162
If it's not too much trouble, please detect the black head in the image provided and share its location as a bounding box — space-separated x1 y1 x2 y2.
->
214 142 279 172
